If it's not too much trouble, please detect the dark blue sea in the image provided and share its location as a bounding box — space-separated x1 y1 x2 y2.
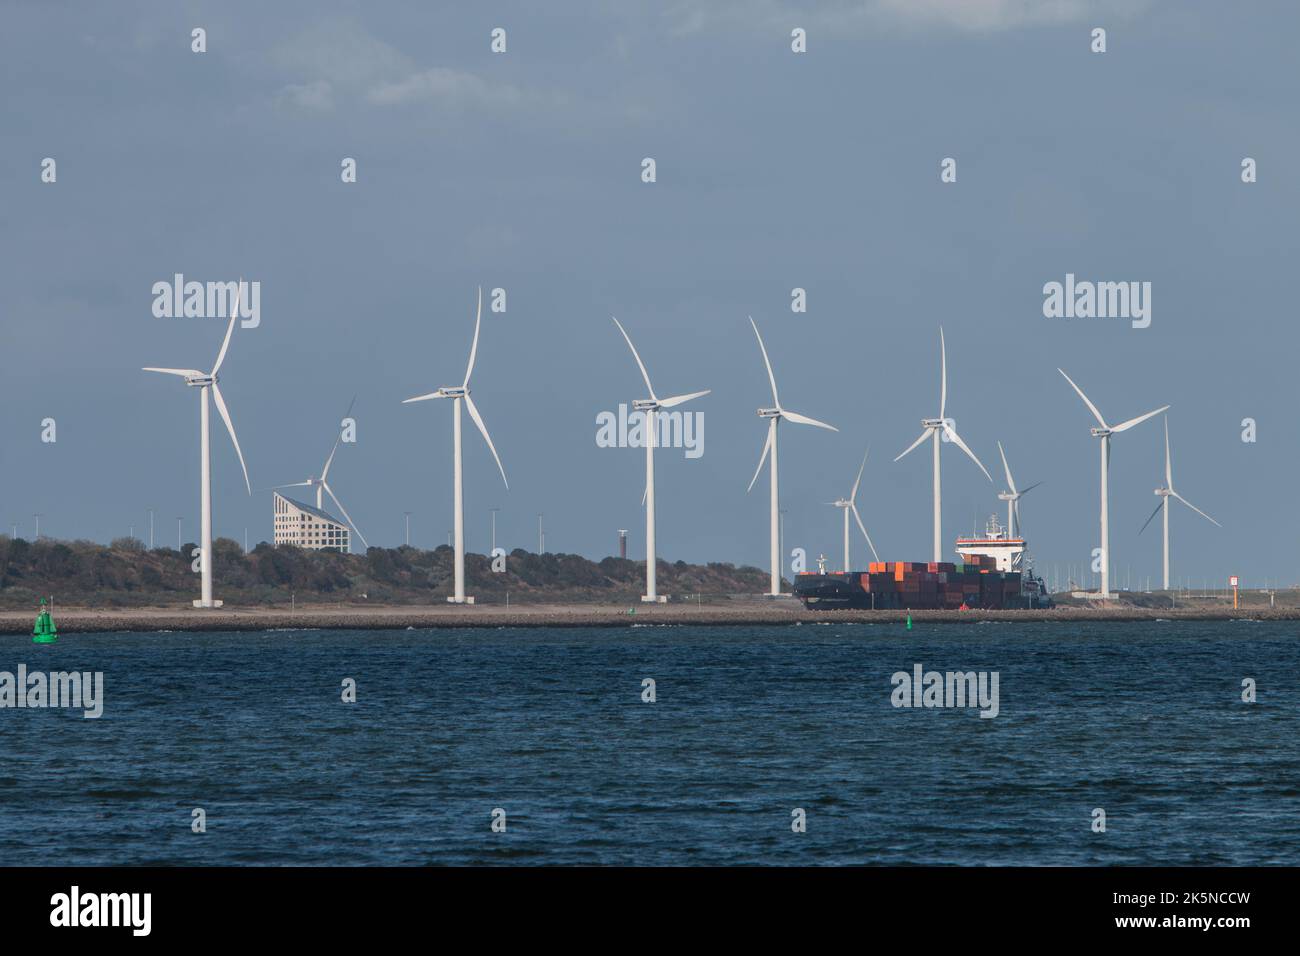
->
2 621 1296 865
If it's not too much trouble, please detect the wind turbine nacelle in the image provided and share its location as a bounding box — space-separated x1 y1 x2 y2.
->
1090 427 1112 437
632 399 659 411
186 375 215 387
1155 487 1169 496
997 492 1015 501
757 407 780 418
440 386 468 398
921 418 944 428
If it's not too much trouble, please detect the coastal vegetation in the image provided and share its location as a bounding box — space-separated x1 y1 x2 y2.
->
0 535 772 608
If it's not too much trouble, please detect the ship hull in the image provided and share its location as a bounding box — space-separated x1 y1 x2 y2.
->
793 559 1051 611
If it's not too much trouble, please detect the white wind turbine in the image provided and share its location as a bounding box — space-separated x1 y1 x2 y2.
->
995 441 1043 539
143 284 252 608
403 287 508 604
1139 417 1219 591
273 399 369 550
611 317 710 603
828 447 879 572
1058 368 1168 599
895 327 992 562
747 317 838 596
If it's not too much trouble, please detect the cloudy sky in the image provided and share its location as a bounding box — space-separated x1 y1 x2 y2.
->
3 1 1297 586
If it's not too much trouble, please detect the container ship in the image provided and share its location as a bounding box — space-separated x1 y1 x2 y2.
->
793 515 1051 610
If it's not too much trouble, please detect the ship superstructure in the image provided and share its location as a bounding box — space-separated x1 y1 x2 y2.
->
955 514 1024 571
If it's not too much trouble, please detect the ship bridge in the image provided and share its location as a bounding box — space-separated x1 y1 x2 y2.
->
955 514 1025 572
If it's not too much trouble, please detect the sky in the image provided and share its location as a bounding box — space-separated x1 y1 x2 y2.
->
2 0 1297 588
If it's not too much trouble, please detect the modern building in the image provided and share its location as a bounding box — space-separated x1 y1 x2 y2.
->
273 492 352 553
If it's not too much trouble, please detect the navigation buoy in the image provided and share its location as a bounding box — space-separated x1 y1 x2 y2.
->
32 597 57 644
906 611 912 631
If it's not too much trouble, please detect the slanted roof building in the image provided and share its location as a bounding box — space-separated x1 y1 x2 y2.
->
273 491 352 553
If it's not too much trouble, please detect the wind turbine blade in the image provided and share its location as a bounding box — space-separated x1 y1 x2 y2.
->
142 367 203 378
849 446 869 502
464 394 508 489
642 484 648 508
1017 480 1044 497
942 422 993 481
611 317 656 400
997 440 1017 494
210 281 242 376
1171 492 1221 527
322 481 368 549
781 409 838 431
1012 498 1022 534
1057 368 1108 429
749 316 780 407
1112 405 1170 434
747 425 773 493
273 481 314 489
210 382 251 494
658 389 710 408
320 396 356 483
851 502 880 563
402 391 446 403
462 287 483 387
1138 499 1163 536
321 436 343 483
1164 416 1173 488
939 326 947 421
894 429 930 462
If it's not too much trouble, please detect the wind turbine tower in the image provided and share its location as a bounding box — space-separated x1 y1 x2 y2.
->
895 328 992 562
829 447 879 572
995 441 1042 538
143 285 252 607
1139 417 1220 590
403 287 508 604
1058 368 1168 599
747 317 838 596
611 317 710 602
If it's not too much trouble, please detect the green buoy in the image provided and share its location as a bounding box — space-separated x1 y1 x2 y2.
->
32 597 58 644
906 611 912 631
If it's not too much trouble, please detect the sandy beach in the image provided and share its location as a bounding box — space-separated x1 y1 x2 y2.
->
2 600 1298 634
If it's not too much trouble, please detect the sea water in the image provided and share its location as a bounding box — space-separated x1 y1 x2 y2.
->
1 621 1296 865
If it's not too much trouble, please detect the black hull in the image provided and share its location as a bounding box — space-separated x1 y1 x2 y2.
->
793 572 1051 611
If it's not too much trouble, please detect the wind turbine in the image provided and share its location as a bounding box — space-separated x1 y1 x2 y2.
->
273 398 368 550
611 317 710 603
747 317 838 596
829 447 879 572
403 287 508 604
1058 368 1168 599
1139 417 1219 591
995 441 1043 538
895 327 992 562
143 284 252 608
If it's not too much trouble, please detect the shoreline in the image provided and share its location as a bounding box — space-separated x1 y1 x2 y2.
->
1 602 1297 634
